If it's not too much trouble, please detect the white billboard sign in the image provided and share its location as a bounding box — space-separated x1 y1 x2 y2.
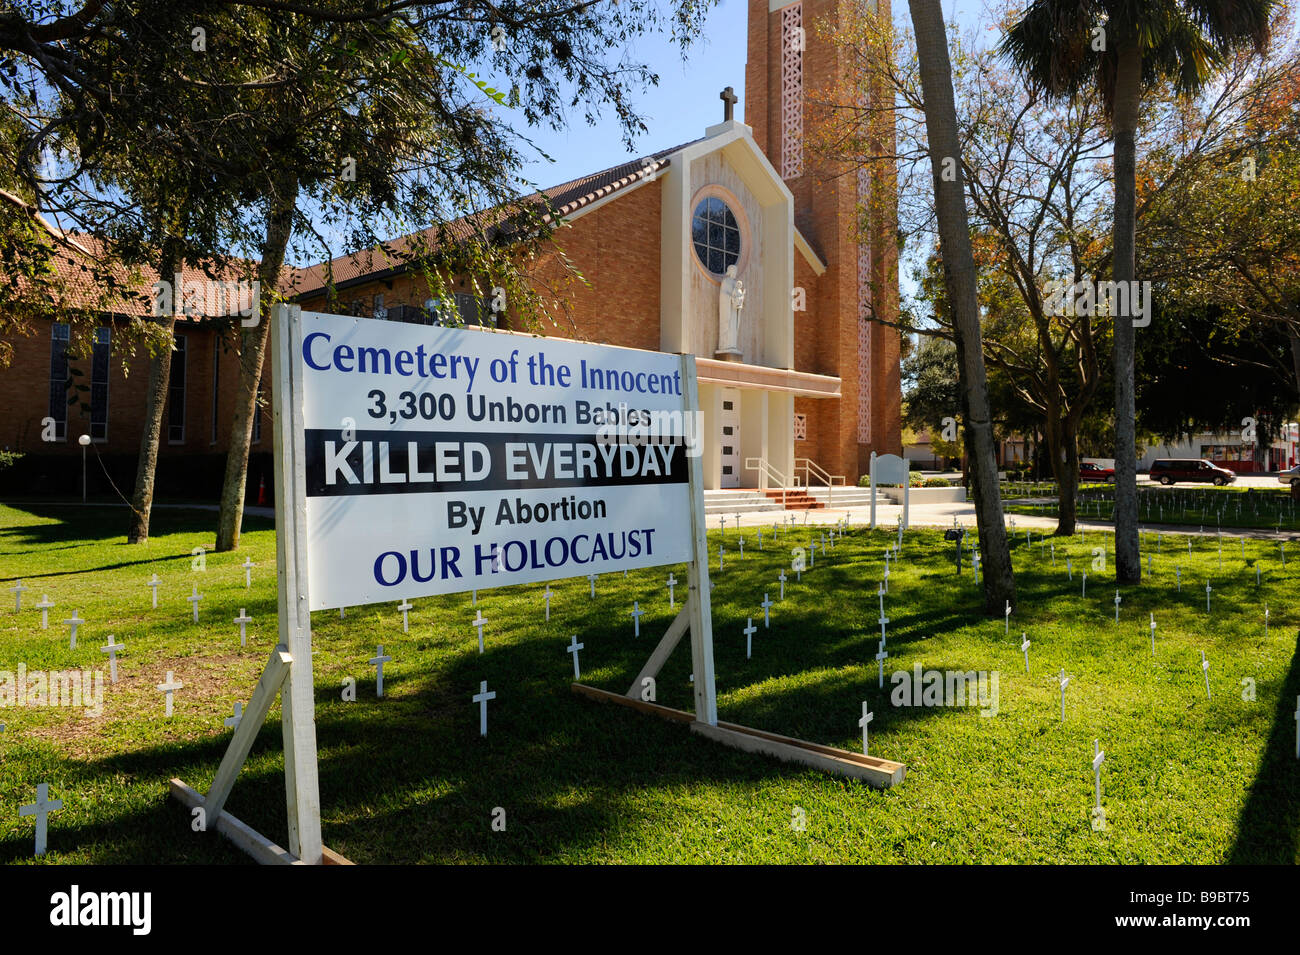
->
292 311 699 610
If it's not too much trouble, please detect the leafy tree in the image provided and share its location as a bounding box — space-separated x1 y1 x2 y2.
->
1003 0 1280 582
906 0 1016 614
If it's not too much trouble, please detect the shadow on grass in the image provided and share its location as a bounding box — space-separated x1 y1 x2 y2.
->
1227 632 1300 864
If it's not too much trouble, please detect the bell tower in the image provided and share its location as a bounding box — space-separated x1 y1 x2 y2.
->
744 0 901 480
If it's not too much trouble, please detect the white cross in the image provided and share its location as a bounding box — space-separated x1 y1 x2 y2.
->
147 573 160 608
1004 600 1011 635
876 640 888 687
1206 581 1213 614
778 570 787 600
234 608 252 647
473 610 488 654
973 549 980 582
1082 572 1087 597
370 645 393 697
187 584 203 623
1149 613 1156 656
739 536 745 559
744 618 757 658
1092 740 1105 811
1201 650 1211 699
10 578 27 611
35 595 54 629
473 680 496 737
62 610 84 649
761 593 773 628
397 599 413 632
157 670 183 717
339 605 346 619
878 582 889 643
758 529 763 550
543 584 554 621
720 515 726 534
224 701 244 729
472 588 478 606
19 783 62 857
1059 669 1070 722
1113 590 1121 624
100 635 123 684
1066 557 1071 581
242 556 254 588
1176 566 1182 591
667 573 677 608
719 545 724 572
630 601 644 637
566 634 584 679
587 573 597 598
859 702 874 756
1050 542 1055 567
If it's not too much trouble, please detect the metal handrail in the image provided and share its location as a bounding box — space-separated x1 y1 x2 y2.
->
794 457 846 509
744 457 791 508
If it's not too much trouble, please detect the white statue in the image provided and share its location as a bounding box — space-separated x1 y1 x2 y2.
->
718 264 746 355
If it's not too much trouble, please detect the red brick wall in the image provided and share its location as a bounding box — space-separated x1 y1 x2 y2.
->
747 0 901 484
0 317 255 458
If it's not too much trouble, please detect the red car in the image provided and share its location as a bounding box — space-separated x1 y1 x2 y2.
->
1079 462 1115 482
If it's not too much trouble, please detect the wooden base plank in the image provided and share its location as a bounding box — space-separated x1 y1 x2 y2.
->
170 778 354 865
570 684 906 788
692 722 905 789
571 682 694 723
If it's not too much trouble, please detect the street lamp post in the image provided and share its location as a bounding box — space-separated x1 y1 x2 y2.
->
78 434 90 502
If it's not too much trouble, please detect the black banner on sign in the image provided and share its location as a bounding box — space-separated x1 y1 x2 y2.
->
303 429 689 498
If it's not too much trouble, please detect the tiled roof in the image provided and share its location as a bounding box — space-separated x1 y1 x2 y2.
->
0 189 260 320
289 139 701 297
3 137 702 315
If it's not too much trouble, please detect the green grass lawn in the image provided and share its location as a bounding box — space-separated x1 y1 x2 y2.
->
1006 484 1300 533
1 502 1297 864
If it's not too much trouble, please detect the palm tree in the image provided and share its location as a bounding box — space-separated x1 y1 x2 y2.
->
908 0 1016 615
1002 0 1277 584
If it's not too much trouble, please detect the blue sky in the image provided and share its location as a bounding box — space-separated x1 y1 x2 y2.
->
509 0 984 191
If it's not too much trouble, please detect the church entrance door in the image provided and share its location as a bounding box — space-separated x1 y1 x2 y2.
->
720 388 741 489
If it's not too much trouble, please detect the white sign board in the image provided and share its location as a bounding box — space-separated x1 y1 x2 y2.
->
293 311 698 610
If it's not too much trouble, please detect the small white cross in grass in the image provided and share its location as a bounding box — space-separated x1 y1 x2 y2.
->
566 635 584 680
157 671 183 717
62 610 84 650
19 783 61 857
473 681 496 737
370 645 393 697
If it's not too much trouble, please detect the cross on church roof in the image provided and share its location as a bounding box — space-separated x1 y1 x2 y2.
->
720 86 738 122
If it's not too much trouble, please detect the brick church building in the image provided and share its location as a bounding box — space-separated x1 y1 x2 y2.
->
1 0 900 497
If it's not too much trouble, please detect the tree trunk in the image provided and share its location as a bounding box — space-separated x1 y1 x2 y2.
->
1111 43 1142 583
127 241 181 544
214 173 298 552
1049 417 1080 536
908 0 1015 614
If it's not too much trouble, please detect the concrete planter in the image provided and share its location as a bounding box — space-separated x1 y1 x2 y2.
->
879 486 966 505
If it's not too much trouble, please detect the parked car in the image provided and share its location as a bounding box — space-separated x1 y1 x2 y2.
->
1278 464 1300 487
1079 462 1115 482
1148 458 1237 486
